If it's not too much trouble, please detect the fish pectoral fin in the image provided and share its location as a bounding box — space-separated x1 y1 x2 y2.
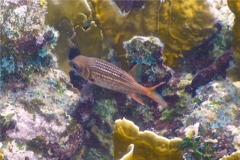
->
128 93 145 105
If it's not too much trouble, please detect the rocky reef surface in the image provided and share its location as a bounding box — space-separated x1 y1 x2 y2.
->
0 69 82 160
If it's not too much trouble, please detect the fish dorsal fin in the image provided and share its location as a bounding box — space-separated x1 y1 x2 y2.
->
128 93 145 105
128 64 143 82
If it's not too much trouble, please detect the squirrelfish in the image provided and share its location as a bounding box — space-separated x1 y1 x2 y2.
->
69 55 168 107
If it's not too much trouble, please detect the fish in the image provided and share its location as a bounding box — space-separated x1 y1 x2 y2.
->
69 55 168 107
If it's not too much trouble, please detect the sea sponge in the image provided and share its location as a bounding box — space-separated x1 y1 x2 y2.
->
114 118 183 160
90 0 217 67
227 0 240 67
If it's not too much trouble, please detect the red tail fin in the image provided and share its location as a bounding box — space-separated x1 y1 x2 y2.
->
145 83 168 107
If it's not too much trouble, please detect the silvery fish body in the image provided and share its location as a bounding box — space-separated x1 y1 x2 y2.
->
69 55 168 107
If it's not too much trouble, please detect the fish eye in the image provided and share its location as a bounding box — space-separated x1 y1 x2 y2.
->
71 63 80 71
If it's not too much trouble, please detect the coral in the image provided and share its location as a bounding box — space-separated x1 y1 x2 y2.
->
0 69 82 159
45 0 103 72
119 144 134 160
0 0 58 88
123 36 173 85
0 148 3 160
221 151 240 160
227 0 240 67
90 0 218 67
182 80 240 157
45 0 226 70
113 118 183 160
124 36 164 66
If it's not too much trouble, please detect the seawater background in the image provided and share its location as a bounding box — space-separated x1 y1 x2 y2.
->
1 0 240 160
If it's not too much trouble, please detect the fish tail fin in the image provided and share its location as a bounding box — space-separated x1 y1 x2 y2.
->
146 83 168 107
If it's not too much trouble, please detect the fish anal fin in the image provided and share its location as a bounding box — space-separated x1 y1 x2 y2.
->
129 93 145 105
128 64 142 82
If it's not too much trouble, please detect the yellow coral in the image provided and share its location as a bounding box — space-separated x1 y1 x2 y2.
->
221 151 240 160
227 0 240 67
39 0 47 8
90 0 217 67
46 0 91 26
45 0 103 72
0 148 4 160
120 144 134 160
114 118 183 160
45 0 217 71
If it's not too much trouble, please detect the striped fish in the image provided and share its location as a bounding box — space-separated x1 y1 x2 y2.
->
69 55 168 107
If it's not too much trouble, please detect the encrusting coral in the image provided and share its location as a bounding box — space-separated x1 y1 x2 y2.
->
113 118 183 160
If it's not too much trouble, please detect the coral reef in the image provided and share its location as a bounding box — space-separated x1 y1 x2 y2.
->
0 69 82 159
227 0 240 67
1 1 237 159
90 0 218 66
114 118 183 160
0 0 58 88
44 0 235 72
